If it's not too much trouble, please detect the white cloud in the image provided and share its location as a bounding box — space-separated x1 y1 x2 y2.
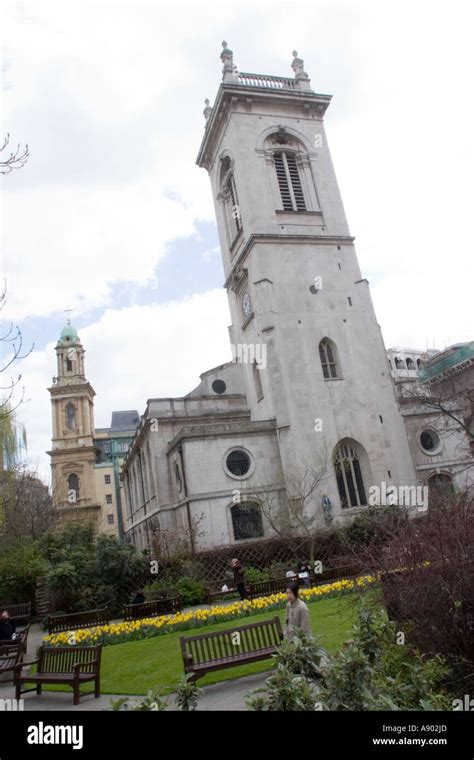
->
17 288 232 481
2 0 473 486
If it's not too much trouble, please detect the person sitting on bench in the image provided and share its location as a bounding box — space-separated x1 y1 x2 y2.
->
0 611 16 640
131 590 146 605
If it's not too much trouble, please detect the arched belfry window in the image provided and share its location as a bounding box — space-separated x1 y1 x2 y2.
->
333 440 368 509
66 402 76 430
274 151 306 211
262 128 319 215
67 473 79 502
319 339 339 379
219 155 241 243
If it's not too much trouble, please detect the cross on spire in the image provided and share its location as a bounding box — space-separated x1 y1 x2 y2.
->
64 306 74 324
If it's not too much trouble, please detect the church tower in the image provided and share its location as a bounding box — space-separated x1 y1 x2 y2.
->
196 44 417 517
47 318 101 527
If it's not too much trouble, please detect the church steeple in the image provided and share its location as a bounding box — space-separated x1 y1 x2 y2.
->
54 317 87 384
47 316 100 525
196 47 417 516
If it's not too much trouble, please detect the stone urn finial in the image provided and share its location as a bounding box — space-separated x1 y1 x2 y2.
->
291 49 309 80
220 40 235 80
203 98 213 124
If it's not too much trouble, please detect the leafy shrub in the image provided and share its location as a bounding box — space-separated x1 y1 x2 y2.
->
143 579 177 600
318 605 452 711
246 664 319 711
176 577 206 606
109 677 203 712
275 631 327 681
37 525 149 614
246 604 452 712
109 688 168 711
174 674 203 711
268 561 289 579
244 566 270 584
0 540 47 605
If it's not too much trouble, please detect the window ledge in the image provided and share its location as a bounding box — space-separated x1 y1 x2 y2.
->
275 209 322 215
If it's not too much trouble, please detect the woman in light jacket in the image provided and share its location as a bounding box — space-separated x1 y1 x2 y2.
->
284 581 312 638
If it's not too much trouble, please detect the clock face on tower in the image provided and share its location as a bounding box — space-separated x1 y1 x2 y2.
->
241 291 251 318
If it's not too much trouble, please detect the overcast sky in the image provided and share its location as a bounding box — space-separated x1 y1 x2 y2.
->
1 0 473 482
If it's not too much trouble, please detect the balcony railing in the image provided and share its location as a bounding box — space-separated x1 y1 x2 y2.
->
233 72 297 90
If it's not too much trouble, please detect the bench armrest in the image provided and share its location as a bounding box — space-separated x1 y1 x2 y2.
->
73 659 100 675
15 658 39 673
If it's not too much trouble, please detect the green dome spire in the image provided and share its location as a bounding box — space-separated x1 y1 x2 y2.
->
59 320 79 344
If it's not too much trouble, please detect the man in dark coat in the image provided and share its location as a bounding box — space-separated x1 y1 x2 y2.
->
231 558 248 600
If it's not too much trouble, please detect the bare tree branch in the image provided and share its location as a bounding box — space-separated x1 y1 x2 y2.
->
0 133 29 175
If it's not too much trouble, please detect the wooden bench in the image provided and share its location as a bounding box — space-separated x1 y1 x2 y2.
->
0 624 30 655
0 644 24 682
15 645 102 705
46 607 110 634
312 564 361 584
123 595 182 621
180 616 283 681
0 602 31 626
0 625 30 682
248 576 299 600
247 566 361 600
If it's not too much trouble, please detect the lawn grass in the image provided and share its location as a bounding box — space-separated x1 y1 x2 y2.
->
29 593 359 696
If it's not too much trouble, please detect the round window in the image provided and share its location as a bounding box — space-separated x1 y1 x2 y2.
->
420 430 440 453
226 449 251 477
212 379 226 394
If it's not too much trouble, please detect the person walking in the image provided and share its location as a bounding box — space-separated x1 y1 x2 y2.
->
284 581 312 638
231 558 248 600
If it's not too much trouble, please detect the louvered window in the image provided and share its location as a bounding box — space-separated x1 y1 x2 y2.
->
227 174 241 236
274 152 306 211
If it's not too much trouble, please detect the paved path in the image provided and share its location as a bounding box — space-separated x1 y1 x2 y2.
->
0 670 269 712
0 620 270 711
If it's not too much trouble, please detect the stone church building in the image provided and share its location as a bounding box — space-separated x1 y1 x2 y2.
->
48 46 473 549
120 45 424 552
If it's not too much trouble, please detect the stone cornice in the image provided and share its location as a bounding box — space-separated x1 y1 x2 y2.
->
224 233 355 290
47 444 98 458
48 381 96 397
167 418 278 454
196 84 332 172
122 409 253 472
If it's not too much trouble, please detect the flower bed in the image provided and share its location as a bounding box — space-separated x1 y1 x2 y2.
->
44 574 376 648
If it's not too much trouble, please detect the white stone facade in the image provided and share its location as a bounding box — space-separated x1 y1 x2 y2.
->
121 47 438 552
